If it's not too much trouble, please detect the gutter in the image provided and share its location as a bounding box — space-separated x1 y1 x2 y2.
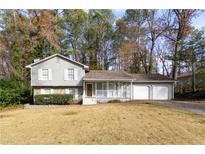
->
83 78 175 83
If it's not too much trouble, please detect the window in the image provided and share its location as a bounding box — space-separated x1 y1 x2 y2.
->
44 89 50 94
108 82 117 97
97 82 107 97
65 88 75 95
42 69 49 80
41 89 53 94
68 69 74 80
117 82 130 98
65 88 78 99
65 68 74 80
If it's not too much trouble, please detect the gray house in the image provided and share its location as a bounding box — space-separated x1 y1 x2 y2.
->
26 54 174 105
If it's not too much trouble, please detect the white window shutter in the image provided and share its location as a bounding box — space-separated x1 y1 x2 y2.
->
38 69 42 80
41 89 45 94
64 69 68 80
50 89 54 94
74 68 78 80
48 69 52 80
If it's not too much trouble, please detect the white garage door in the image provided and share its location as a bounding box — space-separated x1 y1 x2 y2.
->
153 85 169 100
133 85 149 100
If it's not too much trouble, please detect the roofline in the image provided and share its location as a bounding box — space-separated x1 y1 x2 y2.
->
25 54 89 69
83 78 175 82
132 80 175 83
83 78 133 81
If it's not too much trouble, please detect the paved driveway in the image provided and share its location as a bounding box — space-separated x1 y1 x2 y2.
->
151 100 205 116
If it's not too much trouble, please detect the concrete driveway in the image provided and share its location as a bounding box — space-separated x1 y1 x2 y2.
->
151 100 205 116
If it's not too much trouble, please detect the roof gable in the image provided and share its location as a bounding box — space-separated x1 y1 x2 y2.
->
26 54 89 69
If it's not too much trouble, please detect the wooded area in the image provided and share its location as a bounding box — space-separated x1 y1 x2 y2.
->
0 9 205 105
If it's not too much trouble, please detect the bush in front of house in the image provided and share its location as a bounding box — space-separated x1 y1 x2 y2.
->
34 94 74 105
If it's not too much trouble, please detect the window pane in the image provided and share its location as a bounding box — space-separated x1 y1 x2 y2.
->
103 83 107 97
44 89 50 94
42 69 49 80
97 82 107 97
65 88 75 95
67 69 74 80
97 83 102 97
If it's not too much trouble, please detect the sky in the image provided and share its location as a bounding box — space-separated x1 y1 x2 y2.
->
112 9 205 74
112 9 205 29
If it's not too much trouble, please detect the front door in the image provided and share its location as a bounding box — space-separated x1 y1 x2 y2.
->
87 84 93 97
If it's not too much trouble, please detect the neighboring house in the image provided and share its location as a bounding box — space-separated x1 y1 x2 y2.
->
26 54 175 105
176 72 205 93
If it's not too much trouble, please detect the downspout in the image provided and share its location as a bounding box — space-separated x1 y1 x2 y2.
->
172 82 175 100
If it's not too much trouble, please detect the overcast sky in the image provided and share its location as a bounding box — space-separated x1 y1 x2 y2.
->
112 9 205 29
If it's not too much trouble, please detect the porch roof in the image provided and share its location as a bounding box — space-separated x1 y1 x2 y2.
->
83 70 174 82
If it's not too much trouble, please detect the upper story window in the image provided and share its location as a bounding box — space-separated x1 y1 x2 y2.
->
67 69 74 80
38 69 52 81
42 69 49 80
64 68 77 81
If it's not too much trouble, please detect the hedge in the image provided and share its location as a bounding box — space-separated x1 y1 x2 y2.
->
34 94 74 105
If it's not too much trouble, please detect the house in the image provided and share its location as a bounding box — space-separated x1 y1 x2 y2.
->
26 54 175 105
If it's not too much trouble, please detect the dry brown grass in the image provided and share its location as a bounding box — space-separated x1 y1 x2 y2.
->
0 102 205 144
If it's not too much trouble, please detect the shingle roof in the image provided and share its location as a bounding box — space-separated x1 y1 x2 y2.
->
84 70 133 80
129 73 173 81
84 70 174 82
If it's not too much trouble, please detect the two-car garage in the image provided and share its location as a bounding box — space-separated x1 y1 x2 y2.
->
133 83 173 100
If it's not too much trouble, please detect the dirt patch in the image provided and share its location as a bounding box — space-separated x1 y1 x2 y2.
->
198 119 205 124
0 114 11 119
62 111 78 116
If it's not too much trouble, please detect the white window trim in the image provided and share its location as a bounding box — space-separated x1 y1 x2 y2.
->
64 68 76 81
40 88 54 94
38 69 52 81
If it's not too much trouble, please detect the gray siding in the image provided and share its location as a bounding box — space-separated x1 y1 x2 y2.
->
31 56 85 86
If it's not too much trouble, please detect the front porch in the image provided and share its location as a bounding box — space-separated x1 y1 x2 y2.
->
82 81 132 104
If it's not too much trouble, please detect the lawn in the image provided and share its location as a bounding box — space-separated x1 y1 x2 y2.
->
0 102 205 144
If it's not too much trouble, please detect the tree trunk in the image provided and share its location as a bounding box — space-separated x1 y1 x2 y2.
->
148 39 155 73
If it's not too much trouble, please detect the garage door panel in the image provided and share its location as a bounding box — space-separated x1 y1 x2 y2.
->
153 85 169 100
133 85 149 100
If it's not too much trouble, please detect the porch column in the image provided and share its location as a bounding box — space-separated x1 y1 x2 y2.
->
107 81 109 98
83 81 86 97
95 82 97 98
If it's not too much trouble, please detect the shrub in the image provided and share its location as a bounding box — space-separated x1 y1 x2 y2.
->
0 79 31 107
34 94 74 105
